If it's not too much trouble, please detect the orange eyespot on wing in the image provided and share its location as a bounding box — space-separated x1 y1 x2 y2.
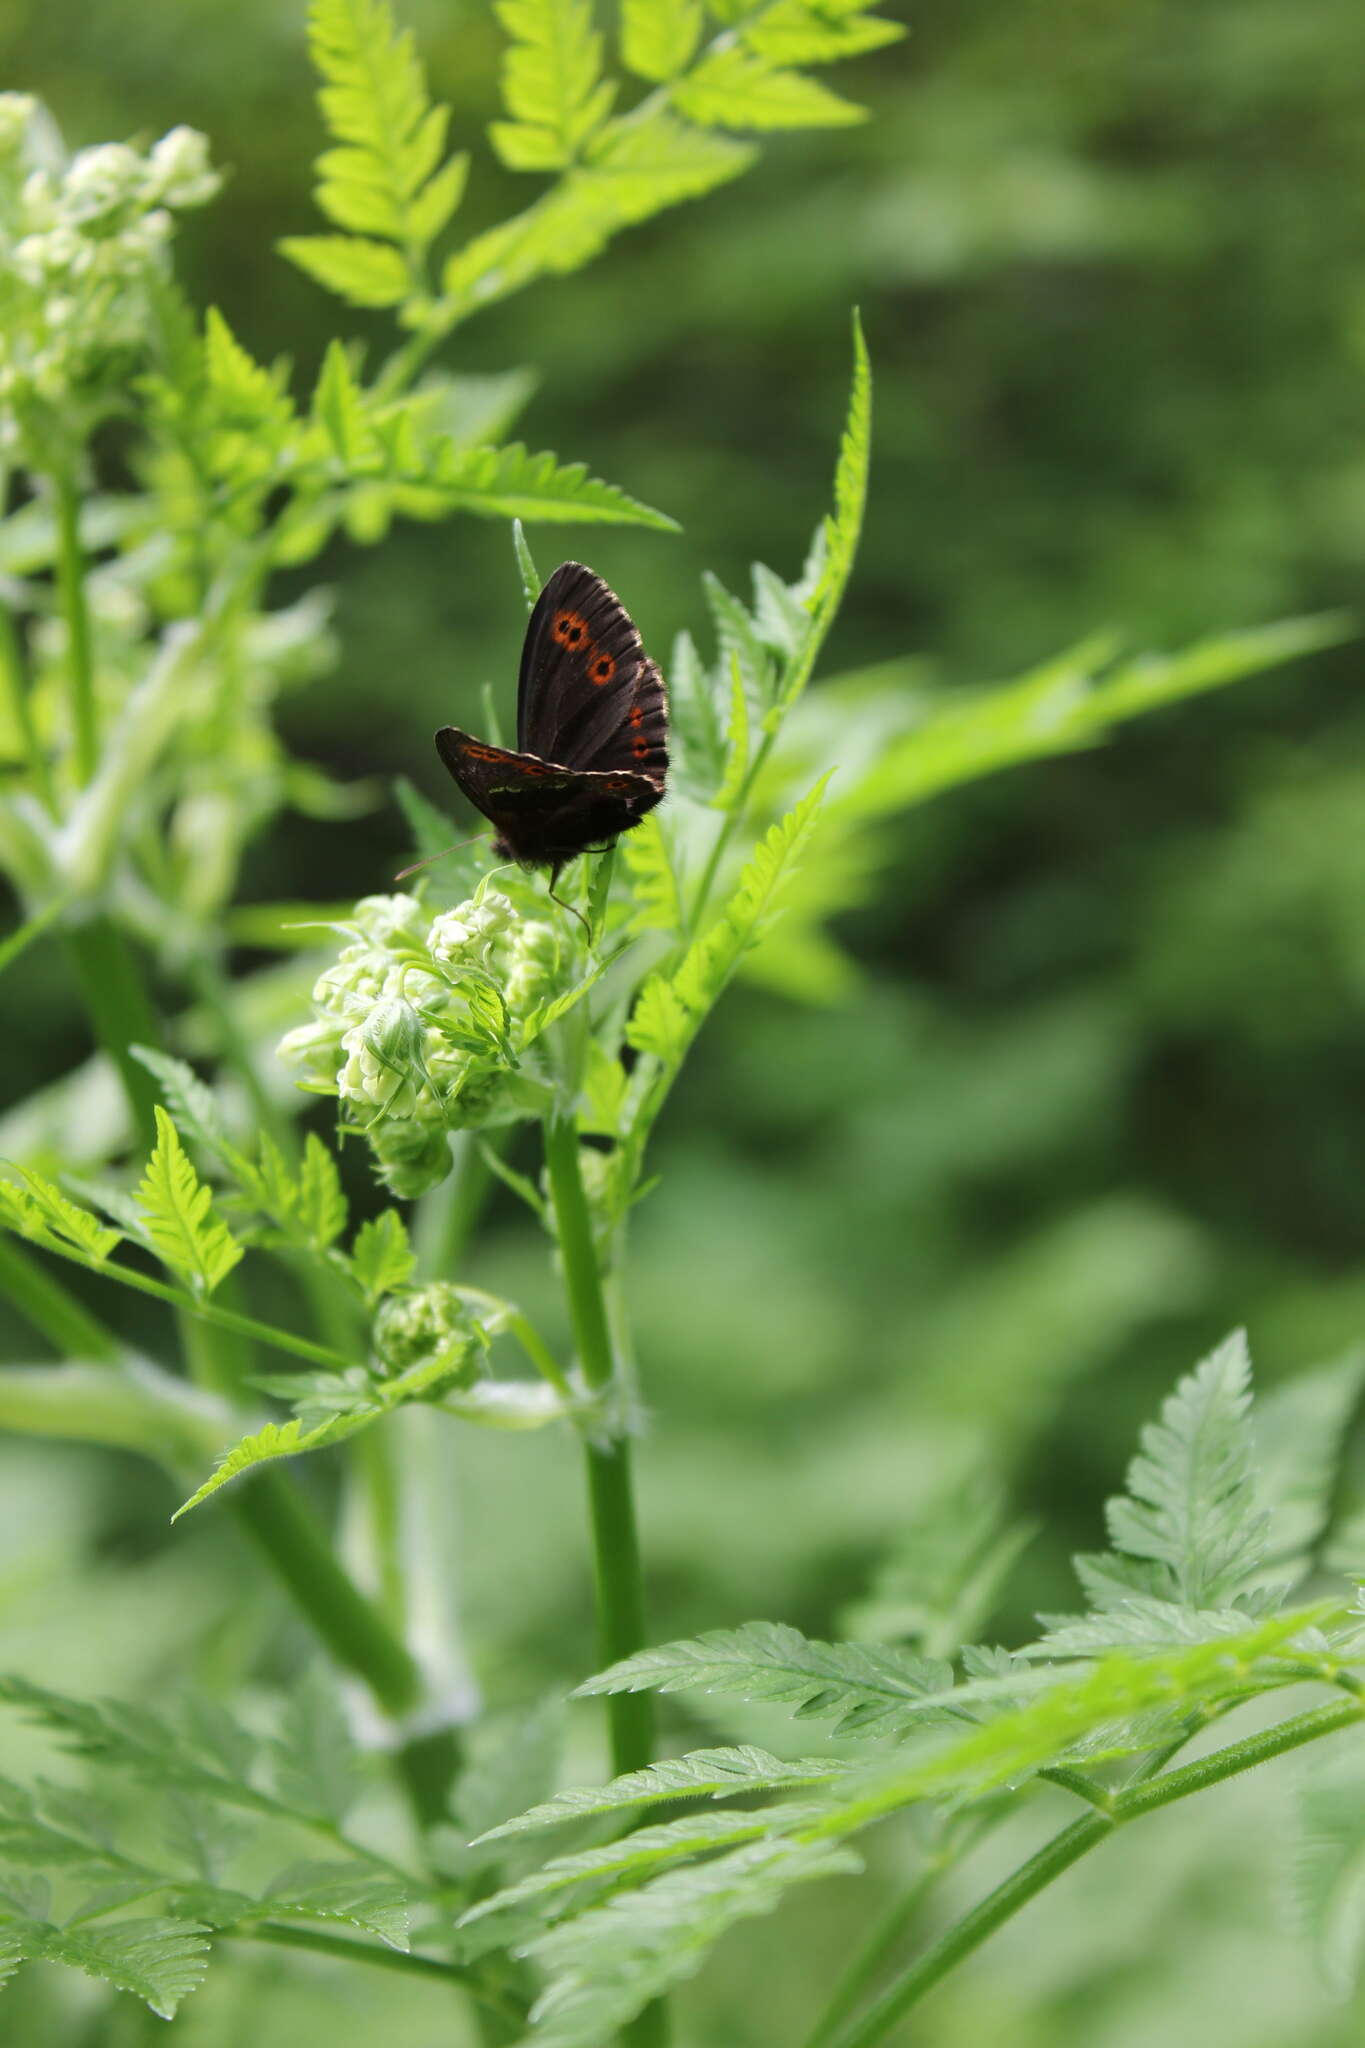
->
589 651 616 686
552 610 590 651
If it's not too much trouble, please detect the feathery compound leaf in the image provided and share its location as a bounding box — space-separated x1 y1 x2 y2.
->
460 1804 820 1929
626 778 831 1065
263 1862 410 1950
278 234 411 308
0 1166 120 1262
135 1109 243 1298
171 1344 479 1516
578 1620 956 1736
347 1207 415 1304
519 1838 863 2048
0 1916 209 2019
620 813 683 934
300 0 467 276
474 1745 853 1841
270 1666 358 1825
490 0 615 171
368 432 679 530
1103 1330 1269 1611
440 117 752 323
130 1048 240 1172
743 0 904 66
674 47 866 130
622 0 703 81
297 1134 349 1251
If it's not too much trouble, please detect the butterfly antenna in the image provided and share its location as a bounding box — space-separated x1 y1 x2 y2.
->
393 833 489 884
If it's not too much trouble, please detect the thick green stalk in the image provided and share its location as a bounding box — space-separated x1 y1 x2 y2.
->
230 1468 422 1720
830 1696 1364 2048
0 595 54 814
236 1922 522 2025
0 1237 119 1362
543 1114 653 1770
62 914 162 1151
543 1113 665 2048
54 470 98 787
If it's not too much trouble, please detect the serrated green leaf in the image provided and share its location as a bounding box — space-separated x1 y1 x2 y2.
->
578 1619 957 1736
280 234 411 307
674 47 866 129
312 339 373 466
271 1668 358 1825
620 812 683 933
297 1134 349 1250
475 1745 854 1842
0 1166 120 1263
439 116 753 324
492 0 613 170
622 0 703 80
135 1109 244 1298
0 1916 209 2019
264 1861 411 1950
711 654 752 810
130 1047 246 1177
172 1345 479 1515
348 1208 416 1304
1104 1330 1269 1611
520 1838 863 2048
304 0 466 267
362 429 679 530
744 0 904 66
461 1801 821 1930
624 973 691 1063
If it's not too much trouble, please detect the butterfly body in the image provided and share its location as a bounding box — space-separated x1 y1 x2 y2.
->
436 562 668 880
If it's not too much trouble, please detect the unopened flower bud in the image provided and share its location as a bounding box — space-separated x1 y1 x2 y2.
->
373 1282 476 1378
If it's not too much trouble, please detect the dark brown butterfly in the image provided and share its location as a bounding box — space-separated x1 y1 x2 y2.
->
435 562 668 891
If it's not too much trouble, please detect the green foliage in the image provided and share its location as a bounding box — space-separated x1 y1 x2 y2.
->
348 1207 416 1305
135 1108 244 1298
477 1339 1365 2041
284 0 470 301
0 1671 429 2019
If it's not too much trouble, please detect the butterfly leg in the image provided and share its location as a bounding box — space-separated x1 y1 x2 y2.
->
546 863 591 938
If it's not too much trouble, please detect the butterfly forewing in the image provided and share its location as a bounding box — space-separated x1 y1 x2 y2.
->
518 563 668 787
435 562 667 873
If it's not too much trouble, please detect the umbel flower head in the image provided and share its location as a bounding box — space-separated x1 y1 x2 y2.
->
279 886 570 1198
0 98 220 455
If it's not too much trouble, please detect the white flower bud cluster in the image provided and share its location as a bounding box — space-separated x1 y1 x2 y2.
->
279 890 563 1198
0 103 220 449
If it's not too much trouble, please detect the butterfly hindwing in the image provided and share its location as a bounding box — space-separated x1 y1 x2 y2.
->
434 728 660 868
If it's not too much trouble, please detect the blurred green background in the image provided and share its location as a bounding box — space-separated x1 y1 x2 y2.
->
4 0 1365 2040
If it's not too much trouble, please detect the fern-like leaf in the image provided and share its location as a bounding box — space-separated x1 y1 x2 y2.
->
347 1207 415 1304
290 0 468 299
135 1109 243 1298
491 0 615 171
577 1619 956 1736
1104 1330 1268 1611
519 1838 863 2048
474 1745 853 1842
0 1167 120 1263
0 1916 209 2019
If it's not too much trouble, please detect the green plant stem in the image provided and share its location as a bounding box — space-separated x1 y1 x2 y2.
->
235 1922 522 2024
230 1467 422 1720
54 469 98 787
803 1862 942 2048
0 1236 120 1361
16 1231 358 1372
828 1697 1364 2048
542 1114 653 1768
543 1112 664 2048
61 913 163 1151
0 595 54 814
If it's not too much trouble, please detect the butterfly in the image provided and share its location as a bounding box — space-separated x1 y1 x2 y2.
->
434 562 668 894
